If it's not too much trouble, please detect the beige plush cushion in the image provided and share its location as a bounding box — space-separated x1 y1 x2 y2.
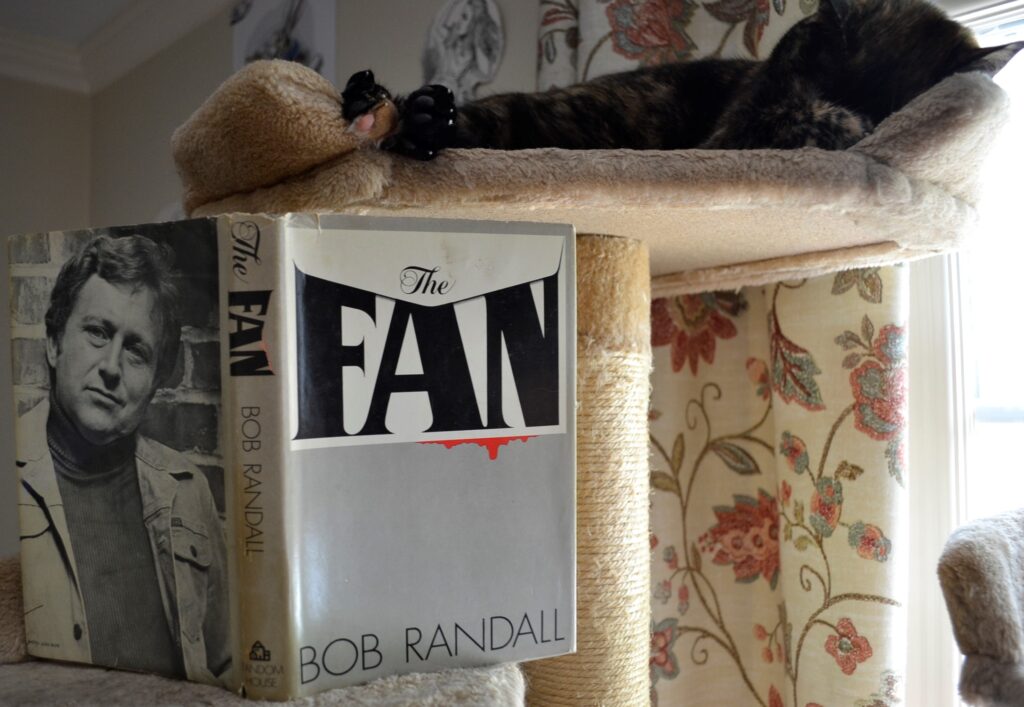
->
939 511 1024 707
173 51 1018 291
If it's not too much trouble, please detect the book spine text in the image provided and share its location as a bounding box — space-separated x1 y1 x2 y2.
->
220 215 297 698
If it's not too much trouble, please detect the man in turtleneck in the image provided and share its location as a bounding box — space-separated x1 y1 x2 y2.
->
16 234 230 685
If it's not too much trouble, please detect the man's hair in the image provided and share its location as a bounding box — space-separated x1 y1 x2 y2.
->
45 234 182 385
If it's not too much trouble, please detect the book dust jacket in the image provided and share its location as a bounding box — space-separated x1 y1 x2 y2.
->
9 214 576 699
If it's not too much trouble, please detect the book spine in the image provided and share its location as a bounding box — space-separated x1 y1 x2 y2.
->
219 215 297 699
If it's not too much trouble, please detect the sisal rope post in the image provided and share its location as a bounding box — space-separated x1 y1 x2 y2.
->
524 234 651 706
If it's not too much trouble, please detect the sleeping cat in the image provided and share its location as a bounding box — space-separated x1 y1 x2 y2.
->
341 0 1019 159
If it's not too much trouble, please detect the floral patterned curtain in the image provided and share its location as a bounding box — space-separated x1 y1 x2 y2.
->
538 0 812 90
648 271 907 706
534 2 910 705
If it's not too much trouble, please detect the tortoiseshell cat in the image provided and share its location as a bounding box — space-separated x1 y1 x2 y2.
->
342 0 1019 160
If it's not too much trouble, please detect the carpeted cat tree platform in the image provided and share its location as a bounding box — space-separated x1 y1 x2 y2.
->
2 50 1017 705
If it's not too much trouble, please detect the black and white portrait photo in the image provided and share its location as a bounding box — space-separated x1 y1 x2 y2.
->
13 221 230 685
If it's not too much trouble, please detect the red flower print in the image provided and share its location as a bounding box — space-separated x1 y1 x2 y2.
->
769 686 784 707
762 645 774 663
850 360 906 440
809 477 843 537
704 0 771 57
651 534 659 551
663 545 678 569
872 324 905 367
754 623 768 640
849 323 907 484
654 579 672 604
825 618 873 675
850 324 906 442
770 308 824 410
848 521 892 562
651 297 676 346
747 357 771 399
651 293 746 375
650 618 681 681
885 433 906 486
677 585 690 615
702 489 780 587
780 480 792 505
607 0 697 65
780 432 809 474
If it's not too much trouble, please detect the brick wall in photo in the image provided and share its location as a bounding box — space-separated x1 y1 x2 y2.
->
8 229 224 513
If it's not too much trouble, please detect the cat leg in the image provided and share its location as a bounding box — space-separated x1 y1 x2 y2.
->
341 71 456 159
384 85 457 160
703 94 873 150
795 100 874 150
341 70 394 136
342 70 391 121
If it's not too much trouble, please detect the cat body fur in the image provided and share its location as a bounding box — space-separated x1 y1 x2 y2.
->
342 0 1017 158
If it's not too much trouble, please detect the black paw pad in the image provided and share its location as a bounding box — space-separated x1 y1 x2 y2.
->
388 85 457 161
342 69 391 122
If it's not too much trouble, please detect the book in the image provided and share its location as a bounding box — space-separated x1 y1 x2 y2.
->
8 213 576 699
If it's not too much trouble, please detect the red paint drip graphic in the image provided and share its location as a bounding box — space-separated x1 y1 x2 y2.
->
419 436 536 460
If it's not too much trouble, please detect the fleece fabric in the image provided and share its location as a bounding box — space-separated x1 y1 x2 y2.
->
173 46 1020 291
939 510 1024 707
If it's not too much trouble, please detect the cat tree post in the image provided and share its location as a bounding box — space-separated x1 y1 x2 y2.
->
522 234 651 706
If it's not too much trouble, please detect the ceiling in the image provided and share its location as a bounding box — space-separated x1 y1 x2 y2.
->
0 0 138 44
0 0 234 93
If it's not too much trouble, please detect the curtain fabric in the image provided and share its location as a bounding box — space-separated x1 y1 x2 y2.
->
538 0 813 89
533 4 909 704
649 270 908 706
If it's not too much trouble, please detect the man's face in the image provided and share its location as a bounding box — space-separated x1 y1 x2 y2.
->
47 275 163 446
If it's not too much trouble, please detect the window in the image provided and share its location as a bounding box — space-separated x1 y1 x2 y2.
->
959 19 1024 523
906 7 1024 705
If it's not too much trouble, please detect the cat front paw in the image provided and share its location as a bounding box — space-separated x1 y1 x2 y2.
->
386 85 457 161
802 103 873 149
341 69 392 122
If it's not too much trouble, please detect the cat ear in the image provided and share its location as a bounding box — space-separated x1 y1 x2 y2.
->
818 0 853 26
959 41 1024 76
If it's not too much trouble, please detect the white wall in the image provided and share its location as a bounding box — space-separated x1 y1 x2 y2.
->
337 0 537 97
1 76 92 558
0 76 92 234
91 7 234 227
1 0 538 558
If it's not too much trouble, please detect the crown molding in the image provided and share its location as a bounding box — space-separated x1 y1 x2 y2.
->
0 26 88 93
80 0 234 93
0 0 234 94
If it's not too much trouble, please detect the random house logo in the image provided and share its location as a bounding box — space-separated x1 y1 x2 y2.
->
250 641 272 662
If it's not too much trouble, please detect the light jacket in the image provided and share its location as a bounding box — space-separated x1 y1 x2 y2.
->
16 401 231 685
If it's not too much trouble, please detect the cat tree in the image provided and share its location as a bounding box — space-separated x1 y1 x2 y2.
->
1 49 1017 704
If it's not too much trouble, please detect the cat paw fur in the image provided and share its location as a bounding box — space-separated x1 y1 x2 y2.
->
385 85 457 161
341 70 399 142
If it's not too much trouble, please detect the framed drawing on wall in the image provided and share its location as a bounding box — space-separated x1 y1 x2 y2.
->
231 0 336 84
